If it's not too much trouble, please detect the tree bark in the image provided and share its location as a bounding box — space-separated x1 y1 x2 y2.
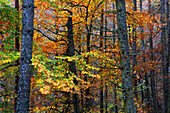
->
66 15 80 113
14 0 20 112
162 0 169 112
16 0 34 112
115 0 136 112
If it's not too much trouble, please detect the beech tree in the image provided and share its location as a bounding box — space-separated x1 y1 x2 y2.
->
16 0 34 112
115 0 136 112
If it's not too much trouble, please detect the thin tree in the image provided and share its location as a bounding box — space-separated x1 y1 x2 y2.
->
148 0 157 111
132 0 138 100
140 0 150 111
14 0 20 112
104 3 108 112
100 7 104 113
161 0 168 112
84 1 104 111
165 0 169 113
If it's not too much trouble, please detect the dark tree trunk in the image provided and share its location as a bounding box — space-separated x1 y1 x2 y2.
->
100 8 104 113
66 15 80 113
132 0 138 100
104 6 108 113
14 0 20 112
16 0 34 112
115 0 136 112
83 2 103 111
140 0 149 111
15 0 19 52
85 6 92 111
77 26 83 113
85 33 90 111
149 25 157 112
162 0 169 112
148 1 157 111
165 1 169 112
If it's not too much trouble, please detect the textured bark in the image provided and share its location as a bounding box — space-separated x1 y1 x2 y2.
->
66 16 80 113
115 0 136 112
16 0 34 112
162 0 169 112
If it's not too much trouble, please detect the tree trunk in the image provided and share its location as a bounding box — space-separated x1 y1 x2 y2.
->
16 0 34 112
140 0 149 111
66 15 80 113
162 0 169 112
104 6 108 113
85 6 92 111
85 33 90 111
77 26 83 113
165 1 169 112
14 0 19 112
115 0 136 112
100 8 104 113
132 0 138 100
148 1 157 111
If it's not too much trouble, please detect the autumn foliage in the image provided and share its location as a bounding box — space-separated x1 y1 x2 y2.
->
0 0 169 112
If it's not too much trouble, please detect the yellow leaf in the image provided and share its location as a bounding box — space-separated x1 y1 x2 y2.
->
37 79 43 84
39 86 50 95
53 81 59 86
32 62 39 66
68 57 73 61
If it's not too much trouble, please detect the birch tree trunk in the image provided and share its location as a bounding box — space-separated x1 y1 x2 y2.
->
16 0 34 112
